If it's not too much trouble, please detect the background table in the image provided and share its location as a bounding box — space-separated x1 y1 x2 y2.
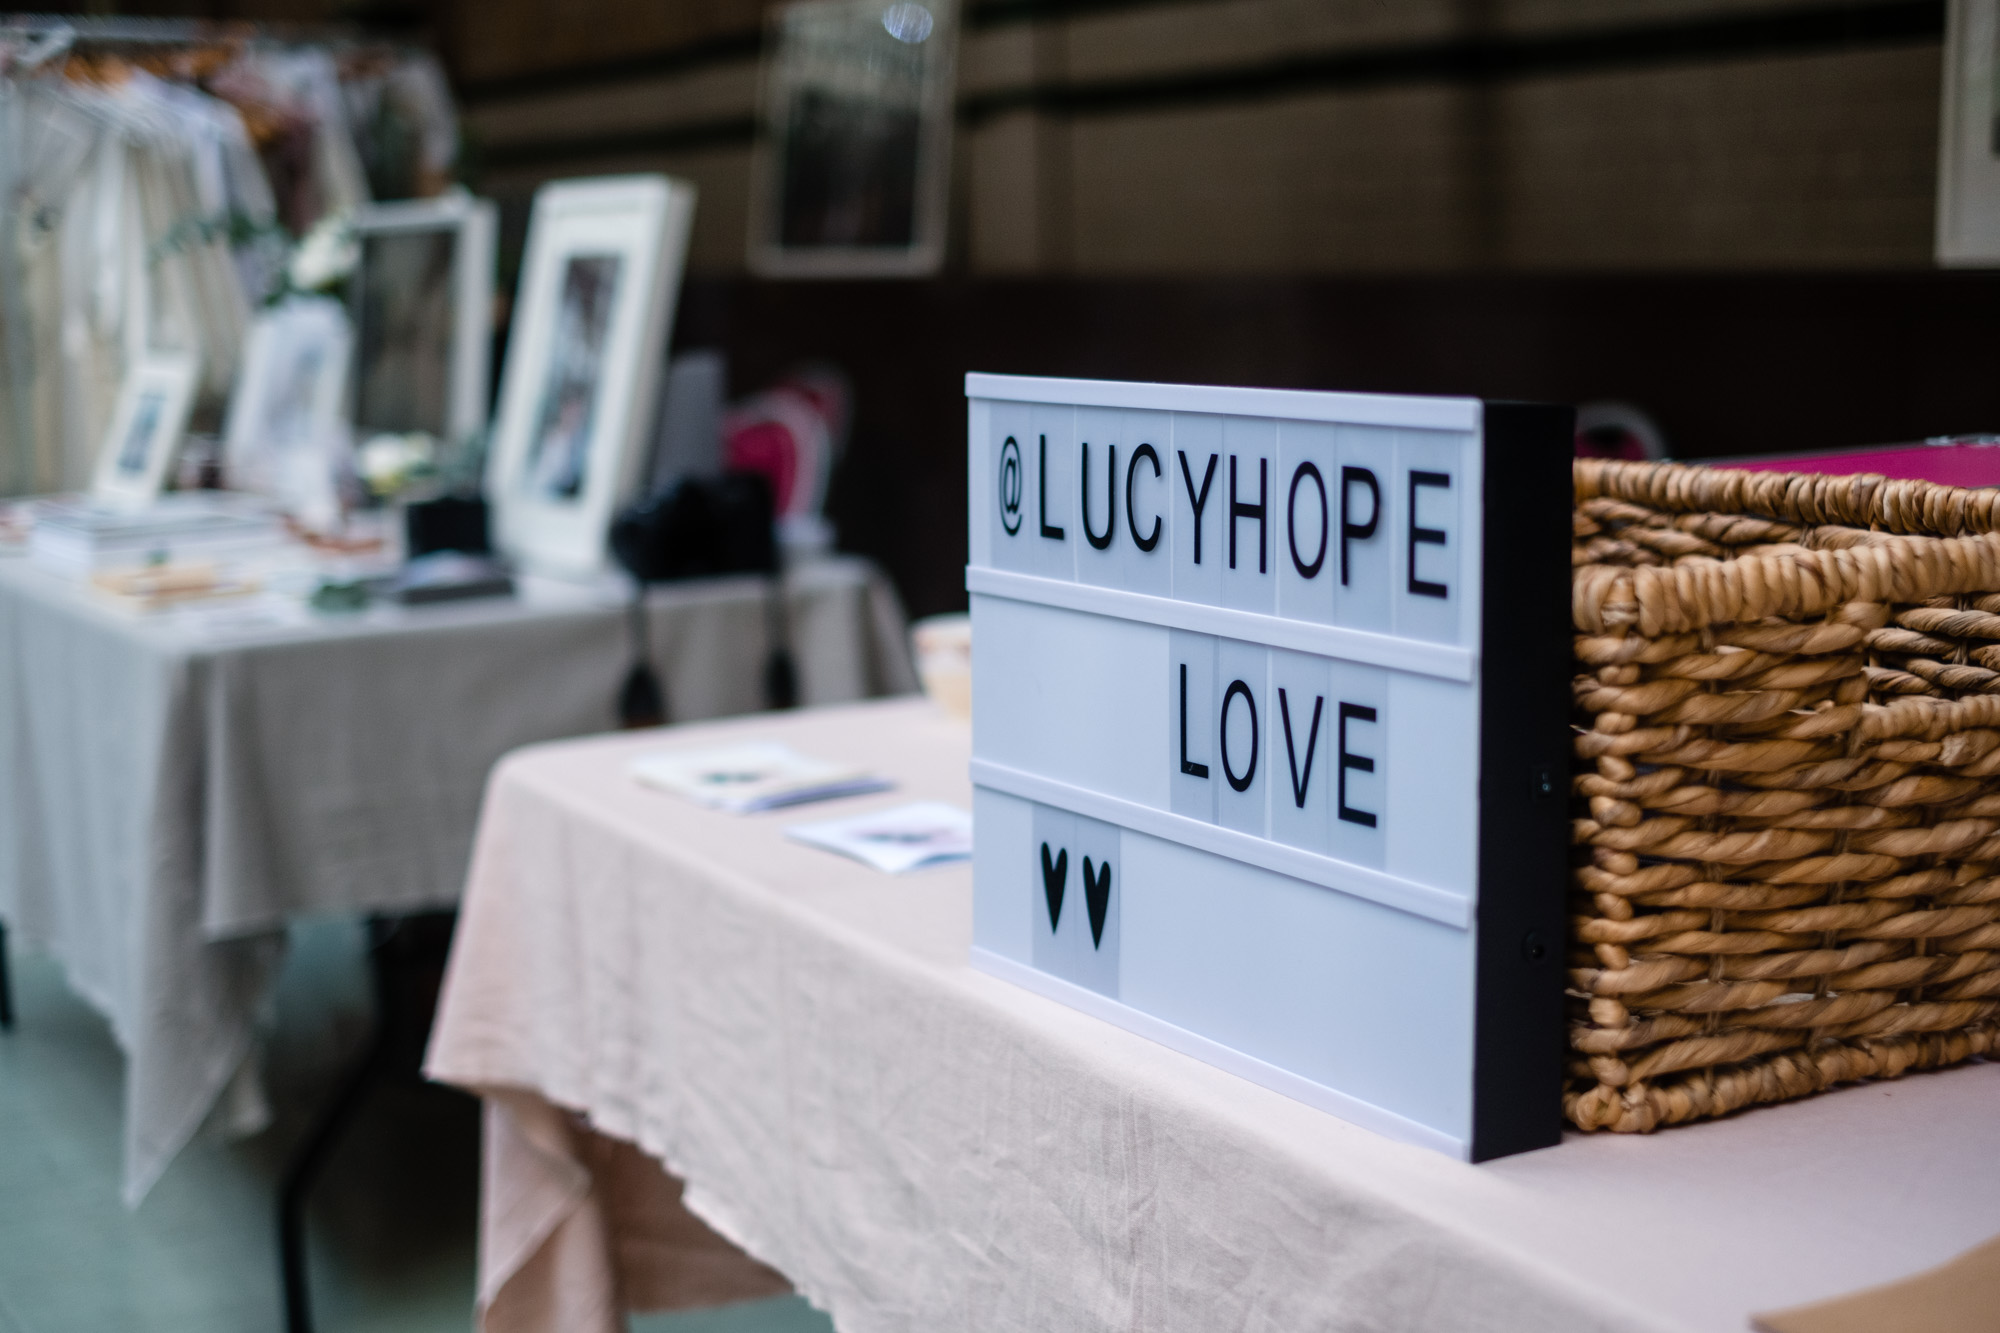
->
426 698 2000 1333
0 554 915 1202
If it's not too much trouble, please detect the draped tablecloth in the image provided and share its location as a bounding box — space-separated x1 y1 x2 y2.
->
0 554 915 1202
425 697 2000 1333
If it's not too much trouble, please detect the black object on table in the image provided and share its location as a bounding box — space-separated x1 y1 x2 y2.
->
386 551 515 605
391 497 515 606
610 472 797 726
610 472 776 581
404 495 491 557
278 911 460 1333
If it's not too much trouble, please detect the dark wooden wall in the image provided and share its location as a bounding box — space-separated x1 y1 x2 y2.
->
675 272 2000 619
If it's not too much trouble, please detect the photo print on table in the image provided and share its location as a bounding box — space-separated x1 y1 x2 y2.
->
115 393 167 476
223 296 354 531
90 349 201 512
348 190 499 479
268 348 327 450
522 253 623 502
484 175 695 576
354 228 455 437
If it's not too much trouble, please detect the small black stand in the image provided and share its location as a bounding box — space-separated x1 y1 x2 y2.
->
0 919 13 1030
619 567 798 727
278 912 458 1333
764 571 798 710
618 584 668 729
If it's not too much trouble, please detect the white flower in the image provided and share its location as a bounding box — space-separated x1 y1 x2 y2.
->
288 214 358 293
357 431 437 495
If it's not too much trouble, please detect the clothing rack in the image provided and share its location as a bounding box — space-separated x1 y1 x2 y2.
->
1 12 457 500
0 14 375 56
0 20 71 73
0 14 419 92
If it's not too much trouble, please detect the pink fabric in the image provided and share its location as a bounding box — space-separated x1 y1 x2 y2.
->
1715 441 2000 487
722 421 800 515
474 1081 790 1331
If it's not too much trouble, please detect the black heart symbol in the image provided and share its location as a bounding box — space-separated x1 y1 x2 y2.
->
1040 843 1067 931
1083 856 1111 949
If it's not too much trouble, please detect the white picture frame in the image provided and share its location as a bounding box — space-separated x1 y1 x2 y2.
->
486 174 696 577
223 296 354 531
90 349 200 511
747 0 958 278
1938 0 2000 265
349 189 498 452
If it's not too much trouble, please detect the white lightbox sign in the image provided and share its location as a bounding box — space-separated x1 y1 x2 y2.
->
966 373 1572 1161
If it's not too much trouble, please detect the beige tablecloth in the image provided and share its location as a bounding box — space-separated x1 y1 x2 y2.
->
477 1088 791 1333
0 554 915 1201
425 698 2000 1333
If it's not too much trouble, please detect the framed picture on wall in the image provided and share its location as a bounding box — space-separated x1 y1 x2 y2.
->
223 296 354 531
1938 0 2000 265
349 189 498 457
90 350 200 511
486 174 696 576
747 0 958 278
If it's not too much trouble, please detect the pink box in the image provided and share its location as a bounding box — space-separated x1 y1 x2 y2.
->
1711 437 2000 488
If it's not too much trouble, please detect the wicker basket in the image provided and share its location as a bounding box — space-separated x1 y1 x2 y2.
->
1568 459 2000 1133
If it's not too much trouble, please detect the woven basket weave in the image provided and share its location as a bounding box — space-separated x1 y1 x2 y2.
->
1568 459 2000 1133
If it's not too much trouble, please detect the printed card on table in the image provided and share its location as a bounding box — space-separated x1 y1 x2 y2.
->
630 741 890 814
786 802 974 874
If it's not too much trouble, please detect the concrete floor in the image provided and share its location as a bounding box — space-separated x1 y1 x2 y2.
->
0 919 832 1333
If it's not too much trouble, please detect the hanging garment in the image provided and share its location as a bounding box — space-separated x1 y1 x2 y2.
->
338 48 459 200
208 47 370 236
2 26 463 501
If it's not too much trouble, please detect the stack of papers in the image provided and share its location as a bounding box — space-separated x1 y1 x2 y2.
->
91 563 261 614
786 802 974 874
29 493 284 579
0 502 29 553
629 742 891 814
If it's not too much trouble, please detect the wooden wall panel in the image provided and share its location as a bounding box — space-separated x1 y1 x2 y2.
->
1052 0 1461 83
480 145 753 275
1499 45 1939 267
452 0 1951 276
1065 85 1480 272
448 0 768 84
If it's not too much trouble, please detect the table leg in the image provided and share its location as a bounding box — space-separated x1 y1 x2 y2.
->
276 912 459 1333
278 1001 389 1333
620 586 667 728
764 574 797 710
0 919 12 1030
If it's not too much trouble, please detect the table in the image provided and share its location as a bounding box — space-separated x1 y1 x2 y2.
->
425 698 2000 1333
0 554 915 1202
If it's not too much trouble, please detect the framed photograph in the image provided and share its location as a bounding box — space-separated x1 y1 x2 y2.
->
223 296 354 530
90 350 200 511
747 0 958 278
1938 0 2000 265
486 175 696 576
349 189 498 454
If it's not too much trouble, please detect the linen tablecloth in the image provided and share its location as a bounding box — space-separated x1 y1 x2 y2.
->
425 698 2000 1333
0 554 915 1201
